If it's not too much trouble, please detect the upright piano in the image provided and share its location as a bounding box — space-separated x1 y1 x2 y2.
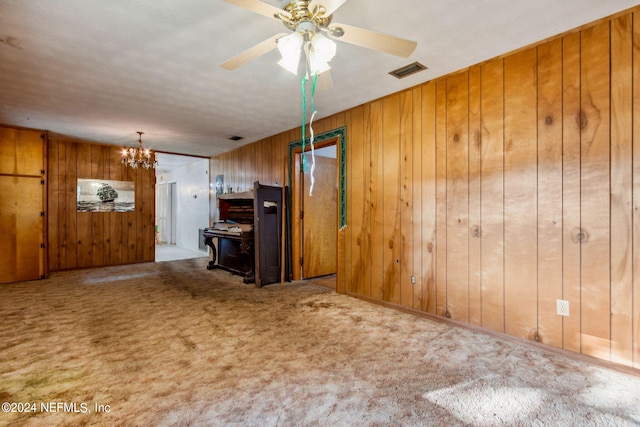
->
203 181 282 287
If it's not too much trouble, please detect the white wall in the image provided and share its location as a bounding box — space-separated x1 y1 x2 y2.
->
157 158 210 252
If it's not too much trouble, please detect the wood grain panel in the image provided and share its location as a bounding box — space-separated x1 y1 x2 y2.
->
125 165 137 264
634 10 640 371
76 143 93 268
362 103 373 297
468 66 482 326
561 32 582 353
382 94 401 304
400 91 414 308
0 127 44 176
344 111 353 292
445 72 470 323
420 82 437 314
536 38 563 347
435 80 448 317
63 141 78 270
411 87 423 310
47 138 155 270
348 105 366 294
480 58 505 333
610 14 633 366
48 138 60 271
503 48 538 340
580 21 611 360
369 100 384 300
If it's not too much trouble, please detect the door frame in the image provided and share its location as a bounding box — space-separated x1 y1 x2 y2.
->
287 126 347 281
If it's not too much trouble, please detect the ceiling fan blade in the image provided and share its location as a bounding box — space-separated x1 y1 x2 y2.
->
309 0 350 17
220 33 288 70
222 0 289 20
329 23 417 58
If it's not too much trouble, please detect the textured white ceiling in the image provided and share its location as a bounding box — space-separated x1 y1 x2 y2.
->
1 0 638 157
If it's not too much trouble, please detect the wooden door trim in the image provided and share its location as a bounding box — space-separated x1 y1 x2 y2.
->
287 126 347 280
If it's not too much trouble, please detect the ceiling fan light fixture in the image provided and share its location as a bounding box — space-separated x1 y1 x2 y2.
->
305 32 336 75
310 33 336 62
307 52 331 75
277 31 304 74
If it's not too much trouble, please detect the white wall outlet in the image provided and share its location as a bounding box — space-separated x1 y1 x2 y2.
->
556 299 570 316
411 276 416 284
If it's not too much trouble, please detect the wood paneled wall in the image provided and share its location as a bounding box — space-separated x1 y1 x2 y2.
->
211 9 640 370
48 137 155 270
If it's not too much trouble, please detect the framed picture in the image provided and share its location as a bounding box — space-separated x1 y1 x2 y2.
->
77 179 135 212
216 174 224 197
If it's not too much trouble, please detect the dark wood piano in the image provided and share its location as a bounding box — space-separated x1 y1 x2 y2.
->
203 181 282 287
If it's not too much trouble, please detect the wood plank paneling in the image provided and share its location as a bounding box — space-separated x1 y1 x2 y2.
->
503 48 538 340
633 9 640 371
536 38 563 347
48 138 60 271
410 87 422 309
76 143 92 268
400 91 414 308
47 138 155 270
580 21 611 360
435 80 448 317
420 83 437 314
63 141 78 270
362 104 373 297
348 106 367 295
562 32 582 353
382 94 401 304
207 6 640 372
445 72 470 323
610 14 634 367
468 66 482 326
480 58 505 333
370 100 384 300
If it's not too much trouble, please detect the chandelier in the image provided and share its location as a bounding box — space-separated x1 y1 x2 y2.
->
120 131 157 169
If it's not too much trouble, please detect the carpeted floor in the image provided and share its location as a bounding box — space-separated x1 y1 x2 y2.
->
1 258 639 426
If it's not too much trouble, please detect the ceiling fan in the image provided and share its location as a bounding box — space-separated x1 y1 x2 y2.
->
220 0 417 72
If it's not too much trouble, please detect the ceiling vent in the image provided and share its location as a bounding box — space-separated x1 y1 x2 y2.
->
389 61 428 79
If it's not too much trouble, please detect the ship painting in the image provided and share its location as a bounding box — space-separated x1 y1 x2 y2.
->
96 183 118 202
77 179 135 212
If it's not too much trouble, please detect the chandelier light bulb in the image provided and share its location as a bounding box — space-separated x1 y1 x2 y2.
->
120 131 157 169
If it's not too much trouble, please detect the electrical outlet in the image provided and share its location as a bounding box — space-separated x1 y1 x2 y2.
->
411 276 416 284
556 299 570 316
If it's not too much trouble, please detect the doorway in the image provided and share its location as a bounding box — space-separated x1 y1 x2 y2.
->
287 126 347 285
156 181 176 245
155 153 210 262
299 145 337 279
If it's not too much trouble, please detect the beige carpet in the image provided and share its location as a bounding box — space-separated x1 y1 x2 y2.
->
1 258 639 426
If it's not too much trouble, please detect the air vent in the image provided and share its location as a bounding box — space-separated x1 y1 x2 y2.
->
229 135 244 141
389 61 428 79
